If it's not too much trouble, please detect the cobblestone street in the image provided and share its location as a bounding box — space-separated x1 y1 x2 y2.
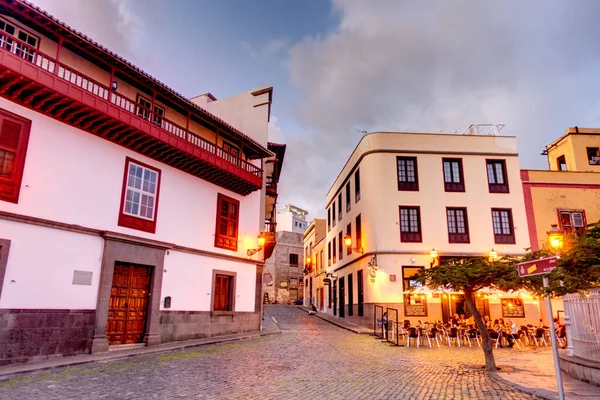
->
0 305 539 400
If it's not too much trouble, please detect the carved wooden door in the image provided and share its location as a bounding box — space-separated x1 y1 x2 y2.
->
106 264 151 345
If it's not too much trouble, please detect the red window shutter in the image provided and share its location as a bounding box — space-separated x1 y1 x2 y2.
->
0 110 31 204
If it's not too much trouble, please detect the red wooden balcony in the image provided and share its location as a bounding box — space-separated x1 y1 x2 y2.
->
0 33 264 195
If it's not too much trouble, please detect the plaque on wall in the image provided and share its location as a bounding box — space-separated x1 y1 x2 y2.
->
390 275 396 282
403 293 428 317
501 298 525 318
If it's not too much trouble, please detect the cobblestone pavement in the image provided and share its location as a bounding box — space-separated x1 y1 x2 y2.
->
0 305 538 400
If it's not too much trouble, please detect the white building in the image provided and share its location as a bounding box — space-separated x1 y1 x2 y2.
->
324 130 535 327
277 204 309 233
0 0 281 365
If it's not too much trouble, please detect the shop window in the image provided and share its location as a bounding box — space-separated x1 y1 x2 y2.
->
501 298 525 318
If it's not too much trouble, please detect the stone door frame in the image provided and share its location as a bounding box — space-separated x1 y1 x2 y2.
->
91 233 168 353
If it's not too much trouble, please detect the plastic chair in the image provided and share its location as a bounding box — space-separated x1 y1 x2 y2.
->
426 327 440 348
533 327 548 347
407 327 420 347
466 328 481 348
447 327 461 347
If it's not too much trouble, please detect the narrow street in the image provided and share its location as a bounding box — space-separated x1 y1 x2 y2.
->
0 305 535 400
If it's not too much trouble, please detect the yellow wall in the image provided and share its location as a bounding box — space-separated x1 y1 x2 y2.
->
547 131 600 172
523 170 600 250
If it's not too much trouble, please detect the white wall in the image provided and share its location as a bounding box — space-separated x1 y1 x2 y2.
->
0 99 263 258
161 250 256 312
325 131 530 277
0 219 103 309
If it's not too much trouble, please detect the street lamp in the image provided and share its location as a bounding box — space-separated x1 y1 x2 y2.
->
343 234 363 254
547 224 564 254
488 248 497 262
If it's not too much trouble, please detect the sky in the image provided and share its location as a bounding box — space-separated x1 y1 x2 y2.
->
31 0 600 219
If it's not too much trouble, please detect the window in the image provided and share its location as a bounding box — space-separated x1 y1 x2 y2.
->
289 254 299 267
403 266 424 291
118 158 161 233
486 160 509 193
446 208 469 243
338 231 343 261
491 208 515 244
332 202 336 227
0 108 31 204
345 182 351 212
222 141 240 166
558 210 586 236
332 237 337 263
587 148 600 165
327 208 331 232
328 242 331 266
338 193 342 220
0 19 38 63
315 250 320 273
355 169 361 202
214 193 240 251
557 155 567 171
137 95 164 127
397 156 418 191
213 273 234 311
355 214 362 251
442 158 465 192
399 206 422 242
346 223 352 255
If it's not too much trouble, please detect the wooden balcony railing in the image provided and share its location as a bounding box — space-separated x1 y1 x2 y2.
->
0 32 262 179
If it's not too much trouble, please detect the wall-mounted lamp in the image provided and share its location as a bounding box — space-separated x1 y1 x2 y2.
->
111 80 118 91
247 233 266 256
343 234 363 254
488 248 498 262
430 248 438 260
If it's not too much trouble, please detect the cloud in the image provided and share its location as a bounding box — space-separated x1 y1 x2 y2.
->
283 0 600 217
241 38 290 60
30 0 155 62
268 116 286 143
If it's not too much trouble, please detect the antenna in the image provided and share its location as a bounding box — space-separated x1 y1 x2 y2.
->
356 129 367 135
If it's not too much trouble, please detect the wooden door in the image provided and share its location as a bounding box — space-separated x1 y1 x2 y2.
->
106 264 151 345
357 269 364 316
339 277 345 318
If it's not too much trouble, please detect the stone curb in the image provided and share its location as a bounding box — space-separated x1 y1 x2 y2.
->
0 330 281 380
490 371 554 400
297 306 372 335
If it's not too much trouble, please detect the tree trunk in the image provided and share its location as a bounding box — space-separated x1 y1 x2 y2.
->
464 288 497 371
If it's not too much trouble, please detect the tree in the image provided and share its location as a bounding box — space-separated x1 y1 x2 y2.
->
413 256 527 371
414 221 600 372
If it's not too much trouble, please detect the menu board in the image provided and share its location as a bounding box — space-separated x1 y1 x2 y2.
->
501 298 525 318
404 294 428 317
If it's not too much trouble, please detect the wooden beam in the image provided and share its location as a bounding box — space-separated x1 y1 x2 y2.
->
10 81 35 99
0 76 23 94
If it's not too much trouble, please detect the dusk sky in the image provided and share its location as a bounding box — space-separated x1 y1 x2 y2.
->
31 0 600 218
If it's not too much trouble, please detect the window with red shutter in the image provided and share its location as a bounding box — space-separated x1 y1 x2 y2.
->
118 157 161 234
214 193 240 251
0 109 31 204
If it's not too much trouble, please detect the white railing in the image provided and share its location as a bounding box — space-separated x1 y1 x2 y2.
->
563 289 600 362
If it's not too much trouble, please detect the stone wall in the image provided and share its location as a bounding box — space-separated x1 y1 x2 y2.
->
0 309 95 365
263 231 304 304
159 311 260 343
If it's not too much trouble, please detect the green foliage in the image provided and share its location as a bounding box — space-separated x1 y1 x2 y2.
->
414 221 600 297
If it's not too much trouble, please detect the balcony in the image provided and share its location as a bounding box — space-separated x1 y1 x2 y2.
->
0 33 263 195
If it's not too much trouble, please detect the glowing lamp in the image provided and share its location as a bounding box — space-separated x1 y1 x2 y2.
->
547 224 564 253
247 233 266 257
344 234 352 248
430 248 438 259
488 248 497 261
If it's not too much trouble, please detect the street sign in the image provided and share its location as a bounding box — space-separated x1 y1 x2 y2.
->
517 256 559 277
